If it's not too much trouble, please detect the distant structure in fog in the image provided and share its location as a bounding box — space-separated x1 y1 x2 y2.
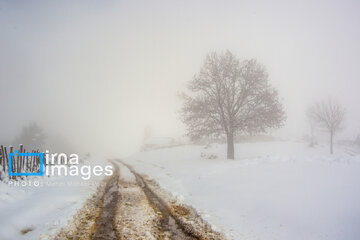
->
142 137 175 151
143 125 153 141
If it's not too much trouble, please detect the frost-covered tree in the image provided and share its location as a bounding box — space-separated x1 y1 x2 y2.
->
180 51 285 159
308 99 345 154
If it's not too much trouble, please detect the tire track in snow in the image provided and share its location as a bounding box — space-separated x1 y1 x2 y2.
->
118 160 224 240
91 161 119 240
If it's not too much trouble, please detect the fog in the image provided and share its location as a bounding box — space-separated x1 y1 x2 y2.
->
1 0 360 157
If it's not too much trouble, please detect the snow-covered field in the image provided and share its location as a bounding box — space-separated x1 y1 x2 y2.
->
0 157 109 240
124 141 360 240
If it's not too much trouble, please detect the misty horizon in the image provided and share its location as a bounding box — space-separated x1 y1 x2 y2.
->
1 0 360 157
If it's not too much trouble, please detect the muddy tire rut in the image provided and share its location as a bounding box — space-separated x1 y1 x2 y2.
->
122 162 197 240
91 162 120 240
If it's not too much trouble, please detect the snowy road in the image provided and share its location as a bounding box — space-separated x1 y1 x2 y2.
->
54 160 225 240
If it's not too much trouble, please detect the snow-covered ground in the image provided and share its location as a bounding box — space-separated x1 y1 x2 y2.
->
124 141 360 240
0 157 109 240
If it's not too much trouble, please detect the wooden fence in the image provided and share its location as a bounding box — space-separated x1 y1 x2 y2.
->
0 145 44 180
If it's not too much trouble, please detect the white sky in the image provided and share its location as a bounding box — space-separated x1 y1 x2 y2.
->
1 0 360 156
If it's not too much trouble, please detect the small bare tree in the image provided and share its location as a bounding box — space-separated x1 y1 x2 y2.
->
180 51 285 159
308 99 345 154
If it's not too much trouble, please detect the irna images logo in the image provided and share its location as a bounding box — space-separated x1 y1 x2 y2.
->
8 151 43 176
8 150 113 180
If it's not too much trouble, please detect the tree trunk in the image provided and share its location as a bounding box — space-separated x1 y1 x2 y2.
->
227 132 234 160
330 131 333 154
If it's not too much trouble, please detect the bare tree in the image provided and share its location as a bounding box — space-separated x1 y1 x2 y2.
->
180 51 285 159
308 99 345 154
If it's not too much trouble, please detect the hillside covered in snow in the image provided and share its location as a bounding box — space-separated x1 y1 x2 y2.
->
124 141 360 240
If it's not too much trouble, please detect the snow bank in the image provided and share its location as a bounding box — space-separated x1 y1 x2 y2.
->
124 141 360 240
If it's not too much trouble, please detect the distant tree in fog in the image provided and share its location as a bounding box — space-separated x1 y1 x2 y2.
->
356 134 360 147
308 99 345 154
13 122 46 150
306 108 317 147
180 51 286 159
